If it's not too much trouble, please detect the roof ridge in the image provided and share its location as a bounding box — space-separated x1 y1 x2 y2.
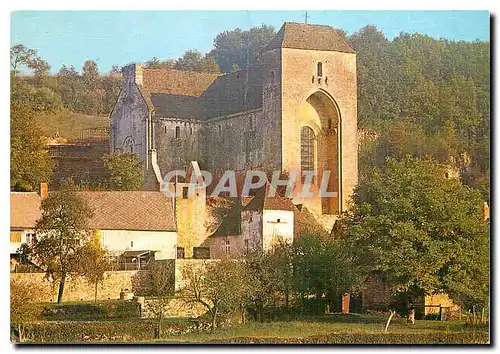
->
142 66 220 77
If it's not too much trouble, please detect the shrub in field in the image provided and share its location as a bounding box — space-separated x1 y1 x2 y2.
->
40 301 140 320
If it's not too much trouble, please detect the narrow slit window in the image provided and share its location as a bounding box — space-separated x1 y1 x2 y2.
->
218 124 222 138
175 126 180 139
317 62 323 77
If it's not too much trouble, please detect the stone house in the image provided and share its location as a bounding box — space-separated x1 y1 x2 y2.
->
110 22 358 219
10 185 178 270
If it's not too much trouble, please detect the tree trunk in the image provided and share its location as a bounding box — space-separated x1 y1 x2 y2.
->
211 308 218 330
57 273 66 303
94 282 98 304
158 313 162 339
18 324 23 343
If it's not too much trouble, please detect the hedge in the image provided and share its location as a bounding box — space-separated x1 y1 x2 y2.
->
207 332 489 344
40 301 140 320
20 319 204 343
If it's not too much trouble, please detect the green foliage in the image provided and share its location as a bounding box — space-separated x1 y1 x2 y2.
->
337 156 489 307
349 27 490 190
28 180 94 303
210 25 276 73
40 300 140 320
174 50 221 73
181 259 253 329
10 278 50 341
149 261 176 337
10 99 53 190
74 232 110 302
10 44 50 75
144 57 176 69
102 153 144 191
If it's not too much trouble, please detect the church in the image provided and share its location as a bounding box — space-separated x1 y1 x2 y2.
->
110 22 358 219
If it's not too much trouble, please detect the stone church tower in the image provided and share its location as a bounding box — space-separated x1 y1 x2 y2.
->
110 22 357 217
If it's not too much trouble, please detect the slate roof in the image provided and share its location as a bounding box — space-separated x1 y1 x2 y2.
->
293 205 326 237
264 22 355 53
244 184 296 212
210 198 242 237
139 22 353 119
147 67 263 120
10 191 176 232
142 68 218 97
10 192 42 229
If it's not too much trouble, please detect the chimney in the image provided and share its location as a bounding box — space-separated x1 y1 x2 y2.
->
122 63 143 87
40 183 48 200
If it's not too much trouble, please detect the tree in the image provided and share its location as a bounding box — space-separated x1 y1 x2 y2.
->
74 231 110 303
210 25 276 73
10 278 49 342
174 50 221 73
144 57 175 69
198 54 221 74
102 153 144 190
337 156 489 310
181 259 251 329
148 261 175 338
28 180 94 303
10 44 50 75
10 100 53 191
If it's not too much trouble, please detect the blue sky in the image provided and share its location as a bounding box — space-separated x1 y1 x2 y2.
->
10 10 490 73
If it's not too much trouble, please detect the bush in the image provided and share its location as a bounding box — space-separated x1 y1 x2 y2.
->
424 313 441 321
40 300 140 320
20 318 204 343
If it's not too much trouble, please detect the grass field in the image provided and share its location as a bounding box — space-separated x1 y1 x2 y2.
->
18 313 489 344
157 314 489 344
35 111 109 140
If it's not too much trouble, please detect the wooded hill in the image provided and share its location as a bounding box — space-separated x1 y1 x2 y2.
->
11 24 490 200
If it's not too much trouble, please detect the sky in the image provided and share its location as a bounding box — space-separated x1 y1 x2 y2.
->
10 10 490 74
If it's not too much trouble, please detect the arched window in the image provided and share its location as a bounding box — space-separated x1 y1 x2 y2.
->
301 126 315 173
123 136 134 153
175 126 180 139
317 62 323 77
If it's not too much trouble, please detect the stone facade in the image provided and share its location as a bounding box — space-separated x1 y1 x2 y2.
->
110 22 358 218
11 271 152 302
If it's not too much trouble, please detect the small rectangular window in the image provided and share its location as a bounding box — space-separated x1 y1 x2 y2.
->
175 126 180 139
317 62 323 77
224 240 231 256
25 233 36 245
182 186 189 199
193 247 210 259
277 218 281 223
177 247 185 259
130 241 134 248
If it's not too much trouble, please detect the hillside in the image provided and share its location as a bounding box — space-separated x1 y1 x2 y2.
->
35 111 109 141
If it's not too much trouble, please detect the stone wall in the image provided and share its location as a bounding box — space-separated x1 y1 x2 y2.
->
153 117 202 174
110 67 149 162
202 109 264 172
11 271 151 302
49 140 109 188
281 48 357 213
141 298 206 318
